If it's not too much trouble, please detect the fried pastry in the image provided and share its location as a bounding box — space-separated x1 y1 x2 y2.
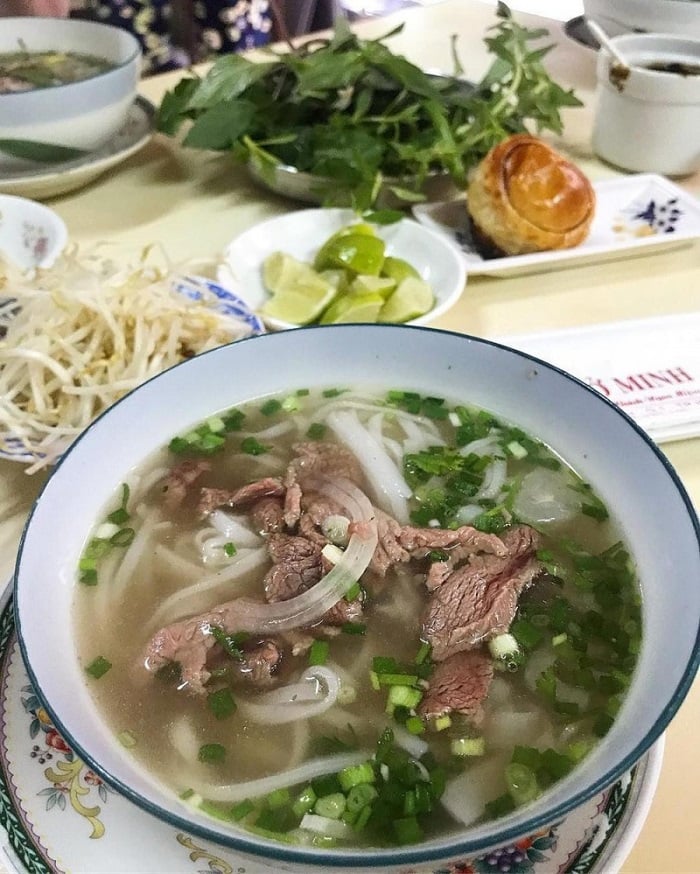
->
466 134 595 258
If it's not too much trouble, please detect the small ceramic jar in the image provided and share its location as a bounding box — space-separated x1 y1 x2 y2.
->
592 33 700 176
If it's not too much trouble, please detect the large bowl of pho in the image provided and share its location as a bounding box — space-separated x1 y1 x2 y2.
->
14 325 700 872
0 18 141 171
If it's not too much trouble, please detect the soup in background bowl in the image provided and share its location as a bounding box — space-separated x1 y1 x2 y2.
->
0 18 140 171
14 325 700 872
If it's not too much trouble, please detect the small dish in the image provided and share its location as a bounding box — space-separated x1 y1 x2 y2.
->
0 96 154 201
412 173 700 278
218 207 467 330
0 276 264 467
0 194 67 270
0 581 664 874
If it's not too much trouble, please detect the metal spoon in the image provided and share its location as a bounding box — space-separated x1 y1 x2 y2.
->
585 19 633 72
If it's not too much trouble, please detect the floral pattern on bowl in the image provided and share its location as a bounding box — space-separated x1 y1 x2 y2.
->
0 195 67 271
0 583 663 874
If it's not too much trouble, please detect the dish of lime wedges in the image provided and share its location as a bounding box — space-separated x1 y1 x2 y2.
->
218 208 467 331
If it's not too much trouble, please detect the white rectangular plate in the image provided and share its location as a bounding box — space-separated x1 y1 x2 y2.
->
496 311 700 443
412 173 700 278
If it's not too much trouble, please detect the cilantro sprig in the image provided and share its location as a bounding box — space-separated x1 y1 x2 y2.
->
157 4 581 210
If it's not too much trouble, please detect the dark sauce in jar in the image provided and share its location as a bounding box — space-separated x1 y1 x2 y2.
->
643 61 700 76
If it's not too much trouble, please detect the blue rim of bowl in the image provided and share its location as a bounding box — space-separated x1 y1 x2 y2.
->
13 323 700 869
0 276 264 465
0 19 142 98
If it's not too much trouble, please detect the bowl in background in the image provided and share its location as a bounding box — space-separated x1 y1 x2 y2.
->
0 18 141 172
583 0 700 41
0 194 67 269
218 208 467 330
14 324 700 872
592 33 700 176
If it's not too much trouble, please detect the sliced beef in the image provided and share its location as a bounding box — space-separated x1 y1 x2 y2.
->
370 509 411 576
419 649 494 725
197 477 284 517
263 533 325 602
322 595 364 627
144 607 232 693
161 459 211 510
422 525 542 661
289 441 364 485
234 639 283 687
399 525 508 559
249 496 286 534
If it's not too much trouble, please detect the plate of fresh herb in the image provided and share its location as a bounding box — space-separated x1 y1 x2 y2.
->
156 3 582 211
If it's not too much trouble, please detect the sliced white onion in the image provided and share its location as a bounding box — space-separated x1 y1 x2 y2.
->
185 750 369 803
299 814 354 839
326 408 411 523
455 504 482 525
459 434 502 458
475 458 508 501
238 666 341 725
224 477 377 634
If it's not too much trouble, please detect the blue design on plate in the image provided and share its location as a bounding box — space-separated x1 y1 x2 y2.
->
0 275 264 465
632 197 682 234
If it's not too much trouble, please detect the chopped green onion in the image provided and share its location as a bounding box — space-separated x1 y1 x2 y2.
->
207 687 237 720
85 655 112 679
433 714 452 732
241 437 269 455
198 743 226 764
292 786 317 817
377 673 419 687
393 815 423 845
387 685 422 710
414 642 431 665
308 639 329 666
231 799 255 821
344 581 361 602
405 716 426 735
110 527 135 547
338 761 375 792
117 729 137 748
306 422 327 439
79 567 98 585
266 788 291 810
314 792 346 820
223 541 237 557
260 399 282 416
506 440 528 459
451 736 485 757
505 762 539 806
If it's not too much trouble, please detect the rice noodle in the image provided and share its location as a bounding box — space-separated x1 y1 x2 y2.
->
151 546 270 627
325 409 411 524
185 751 369 803
0 248 258 471
237 666 341 725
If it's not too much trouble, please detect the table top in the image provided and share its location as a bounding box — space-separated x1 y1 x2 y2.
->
0 1 698 872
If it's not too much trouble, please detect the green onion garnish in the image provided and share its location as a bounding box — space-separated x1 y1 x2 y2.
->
85 655 112 679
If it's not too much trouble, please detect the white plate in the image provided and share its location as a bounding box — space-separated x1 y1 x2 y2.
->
0 575 665 874
218 207 467 330
412 173 700 278
0 97 155 201
0 276 264 467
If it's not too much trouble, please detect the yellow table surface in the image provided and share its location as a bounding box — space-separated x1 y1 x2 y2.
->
0 1 698 871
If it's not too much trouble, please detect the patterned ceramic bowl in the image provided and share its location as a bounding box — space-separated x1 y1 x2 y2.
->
0 194 67 270
0 19 141 172
12 325 700 873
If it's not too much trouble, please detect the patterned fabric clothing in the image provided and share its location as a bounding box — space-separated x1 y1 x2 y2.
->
76 0 272 74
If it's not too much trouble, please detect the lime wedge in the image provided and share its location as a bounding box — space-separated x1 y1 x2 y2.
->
262 272 337 325
319 292 385 325
381 255 421 283
319 269 351 295
350 275 397 299
314 233 386 275
262 252 307 294
378 277 435 324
